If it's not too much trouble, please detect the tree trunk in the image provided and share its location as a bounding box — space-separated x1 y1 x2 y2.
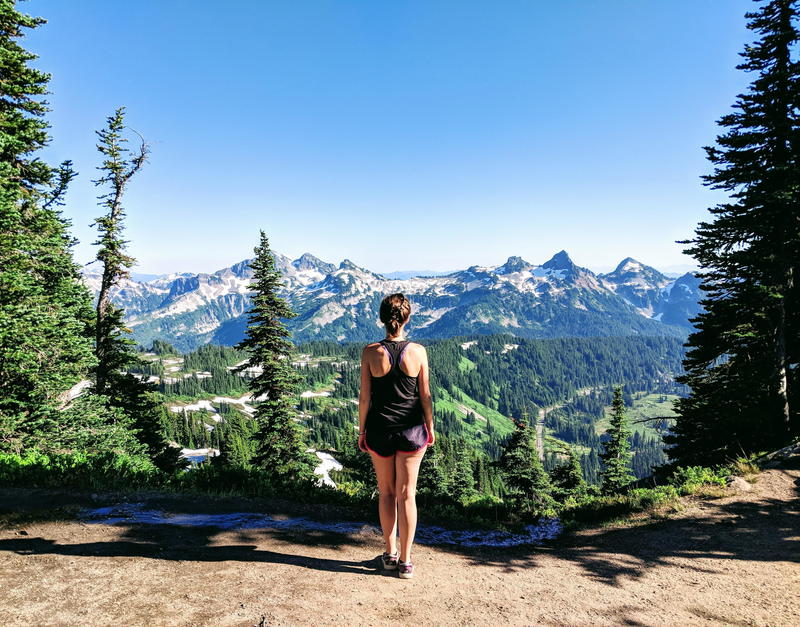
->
775 265 793 434
94 191 125 395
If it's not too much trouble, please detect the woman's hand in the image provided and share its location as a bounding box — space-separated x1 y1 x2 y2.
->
358 433 368 453
426 426 435 446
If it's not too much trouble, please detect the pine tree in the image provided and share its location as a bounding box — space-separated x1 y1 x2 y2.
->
666 0 800 466
498 409 556 514
549 443 588 502
599 386 635 495
233 230 316 482
448 438 477 503
0 1 98 452
90 107 147 396
417 434 449 501
334 428 374 486
87 108 184 470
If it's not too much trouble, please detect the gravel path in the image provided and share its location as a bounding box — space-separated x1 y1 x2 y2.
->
1 458 798 626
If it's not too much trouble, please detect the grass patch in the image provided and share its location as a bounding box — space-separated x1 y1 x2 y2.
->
457 356 477 373
447 384 516 437
729 457 761 482
561 462 737 530
594 392 678 438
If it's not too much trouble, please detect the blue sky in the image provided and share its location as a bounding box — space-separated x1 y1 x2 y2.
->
27 0 753 276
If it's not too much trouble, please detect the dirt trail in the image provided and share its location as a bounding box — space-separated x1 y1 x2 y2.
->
536 408 546 460
537 387 600 461
1 458 798 626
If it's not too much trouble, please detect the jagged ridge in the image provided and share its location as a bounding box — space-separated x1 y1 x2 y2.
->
81 251 702 352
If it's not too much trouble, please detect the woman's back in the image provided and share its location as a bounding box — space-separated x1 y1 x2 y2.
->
366 339 424 433
357 292 435 578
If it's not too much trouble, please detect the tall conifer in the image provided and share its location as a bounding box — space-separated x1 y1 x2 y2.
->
667 0 800 465
233 230 316 482
0 1 97 451
91 107 147 396
599 386 634 495
417 434 448 500
550 443 588 501
448 438 477 503
88 108 183 469
498 408 556 513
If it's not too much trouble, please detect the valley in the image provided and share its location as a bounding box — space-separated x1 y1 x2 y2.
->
134 333 685 487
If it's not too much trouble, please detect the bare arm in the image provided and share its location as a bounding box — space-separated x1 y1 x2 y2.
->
417 345 435 443
358 347 372 450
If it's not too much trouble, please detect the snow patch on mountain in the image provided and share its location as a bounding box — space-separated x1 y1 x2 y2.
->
499 314 522 327
416 306 455 328
313 302 347 326
82 249 700 350
169 400 213 412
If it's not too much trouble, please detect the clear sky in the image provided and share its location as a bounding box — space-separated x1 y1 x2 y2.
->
26 0 754 276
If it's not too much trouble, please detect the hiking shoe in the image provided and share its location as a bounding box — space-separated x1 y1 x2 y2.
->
398 560 414 579
381 551 399 570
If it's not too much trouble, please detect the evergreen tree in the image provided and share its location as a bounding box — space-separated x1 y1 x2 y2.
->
90 107 147 395
417 434 449 500
0 1 97 452
497 409 556 514
150 340 179 357
54 393 145 454
666 0 800 466
448 437 477 503
88 108 184 470
549 443 588 501
599 386 634 494
233 230 316 482
334 428 375 486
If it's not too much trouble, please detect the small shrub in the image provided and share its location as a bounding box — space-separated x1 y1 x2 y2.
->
669 466 727 495
333 480 372 500
729 457 760 481
0 450 162 490
561 485 681 526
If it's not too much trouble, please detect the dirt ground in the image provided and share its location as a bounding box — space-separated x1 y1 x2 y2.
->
1 458 798 627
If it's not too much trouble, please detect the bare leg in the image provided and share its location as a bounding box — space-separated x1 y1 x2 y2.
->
370 451 397 555
395 446 426 563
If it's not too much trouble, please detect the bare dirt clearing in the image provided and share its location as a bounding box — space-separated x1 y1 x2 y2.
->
1 457 798 626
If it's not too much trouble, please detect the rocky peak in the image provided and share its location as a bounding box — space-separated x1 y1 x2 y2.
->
603 257 668 284
168 275 200 298
294 253 335 274
339 259 360 271
228 258 254 278
497 255 532 274
614 257 643 273
542 250 576 271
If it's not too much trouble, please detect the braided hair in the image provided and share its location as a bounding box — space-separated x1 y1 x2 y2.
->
379 293 411 336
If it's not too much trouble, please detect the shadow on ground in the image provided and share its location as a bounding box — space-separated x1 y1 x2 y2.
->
1 462 797 587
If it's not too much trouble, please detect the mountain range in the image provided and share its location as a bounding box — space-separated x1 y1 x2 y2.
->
80 251 703 352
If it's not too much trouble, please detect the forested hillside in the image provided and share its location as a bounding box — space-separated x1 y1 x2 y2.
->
143 334 685 492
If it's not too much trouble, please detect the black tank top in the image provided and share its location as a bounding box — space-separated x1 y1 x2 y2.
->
366 339 424 434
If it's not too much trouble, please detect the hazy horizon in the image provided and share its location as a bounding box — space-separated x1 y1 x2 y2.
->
80 250 699 280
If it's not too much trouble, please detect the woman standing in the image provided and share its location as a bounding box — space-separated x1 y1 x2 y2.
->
358 293 435 579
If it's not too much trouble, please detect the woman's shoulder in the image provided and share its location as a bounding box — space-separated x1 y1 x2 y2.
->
404 341 427 354
362 341 384 356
